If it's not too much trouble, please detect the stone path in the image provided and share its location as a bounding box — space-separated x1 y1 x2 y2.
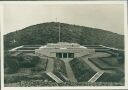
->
46 58 54 72
63 60 77 82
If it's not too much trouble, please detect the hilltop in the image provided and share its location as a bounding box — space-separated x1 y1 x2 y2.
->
4 23 124 86
4 22 124 50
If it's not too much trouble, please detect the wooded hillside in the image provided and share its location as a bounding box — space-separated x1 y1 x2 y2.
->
4 22 124 50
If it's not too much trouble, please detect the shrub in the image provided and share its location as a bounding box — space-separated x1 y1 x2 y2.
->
4 74 45 84
4 80 124 87
5 57 19 74
19 55 40 68
4 74 30 83
31 66 44 72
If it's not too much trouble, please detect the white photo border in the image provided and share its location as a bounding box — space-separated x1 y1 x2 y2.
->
0 1 128 90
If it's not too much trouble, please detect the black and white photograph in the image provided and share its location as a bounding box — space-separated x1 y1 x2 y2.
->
0 0 126 1
1 2 127 88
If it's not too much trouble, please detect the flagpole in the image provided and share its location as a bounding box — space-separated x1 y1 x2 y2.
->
59 22 60 42
56 18 60 43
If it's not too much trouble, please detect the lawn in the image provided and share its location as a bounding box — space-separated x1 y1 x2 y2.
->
70 58 96 82
89 57 118 70
96 71 124 82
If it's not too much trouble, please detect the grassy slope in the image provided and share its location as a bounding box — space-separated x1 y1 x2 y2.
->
70 58 96 82
4 22 124 50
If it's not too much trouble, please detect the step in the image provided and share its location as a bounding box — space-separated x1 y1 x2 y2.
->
46 72 63 83
58 72 69 81
88 71 104 83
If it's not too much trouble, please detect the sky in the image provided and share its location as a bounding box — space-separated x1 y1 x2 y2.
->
3 4 124 35
0 6 3 34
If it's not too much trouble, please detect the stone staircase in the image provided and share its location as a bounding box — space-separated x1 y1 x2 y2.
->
46 72 63 83
88 71 104 82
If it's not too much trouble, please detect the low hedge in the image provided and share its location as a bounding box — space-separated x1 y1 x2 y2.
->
5 80 124 87
4 73 46 84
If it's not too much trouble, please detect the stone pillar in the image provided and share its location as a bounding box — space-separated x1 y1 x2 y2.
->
67 53 69 58
62 53 63 58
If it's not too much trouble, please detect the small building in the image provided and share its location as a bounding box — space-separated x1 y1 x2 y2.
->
35 42 95 60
